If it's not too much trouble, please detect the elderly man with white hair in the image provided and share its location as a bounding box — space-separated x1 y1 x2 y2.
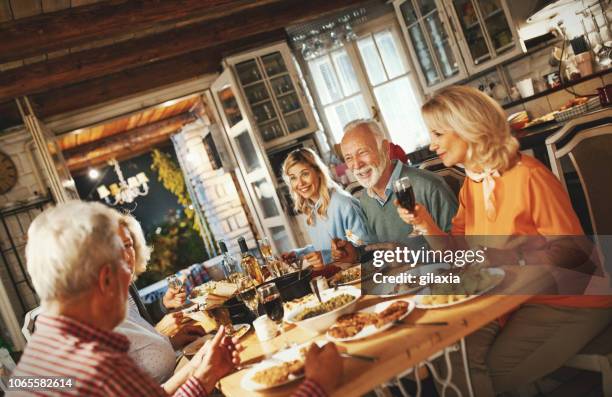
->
8 201 240 396
332 119 458 262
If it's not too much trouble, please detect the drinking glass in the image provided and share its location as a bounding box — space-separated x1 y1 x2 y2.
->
257 283 289 347
393 176 422 236
236 275 259 317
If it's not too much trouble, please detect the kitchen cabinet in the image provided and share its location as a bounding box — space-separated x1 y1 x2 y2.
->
394 0 523 92
446 0 522 73
226 43 318 149
394 0 468 93
209 69 298 254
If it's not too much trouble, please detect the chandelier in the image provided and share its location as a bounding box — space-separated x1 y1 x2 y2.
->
96 158 149 205
290 8 367 60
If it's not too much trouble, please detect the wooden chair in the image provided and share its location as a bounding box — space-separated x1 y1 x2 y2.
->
545 108 612 396
418 158 465 198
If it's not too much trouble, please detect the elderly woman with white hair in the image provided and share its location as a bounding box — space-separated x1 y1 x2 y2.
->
10 201 241 396
115 214 206 383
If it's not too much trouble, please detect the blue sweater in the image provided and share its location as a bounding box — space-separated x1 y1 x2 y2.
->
294 189 374 264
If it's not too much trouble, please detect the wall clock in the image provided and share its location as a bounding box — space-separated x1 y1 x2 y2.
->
0 151 18 194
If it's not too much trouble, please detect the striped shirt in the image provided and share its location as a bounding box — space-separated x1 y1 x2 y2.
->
8 315 206 396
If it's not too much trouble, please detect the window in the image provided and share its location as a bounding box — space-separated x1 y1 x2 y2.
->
307 49 370 143
357 30 429 153
305 24 430 154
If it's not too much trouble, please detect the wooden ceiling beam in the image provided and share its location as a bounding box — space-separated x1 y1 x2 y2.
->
65 111 196 171
0 0 284 63
0 29 285 132
0 0 357 102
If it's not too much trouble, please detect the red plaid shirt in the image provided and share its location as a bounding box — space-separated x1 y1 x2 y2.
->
8 315 206 396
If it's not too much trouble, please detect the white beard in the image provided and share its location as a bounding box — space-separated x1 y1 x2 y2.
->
354 156 387 189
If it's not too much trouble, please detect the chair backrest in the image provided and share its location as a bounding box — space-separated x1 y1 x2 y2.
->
22 306 42 342
546 110 612 236
418 158 465 197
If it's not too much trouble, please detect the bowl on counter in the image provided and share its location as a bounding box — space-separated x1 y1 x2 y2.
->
284 286 361 334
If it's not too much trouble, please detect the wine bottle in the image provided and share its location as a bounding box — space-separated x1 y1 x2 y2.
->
237 237 264 285
219 240 242 284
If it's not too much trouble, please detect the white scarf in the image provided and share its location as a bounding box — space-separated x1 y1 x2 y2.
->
465 167 500 221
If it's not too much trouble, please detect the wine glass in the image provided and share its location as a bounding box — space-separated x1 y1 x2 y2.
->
236 275 259 317
393 176 422 236
257 283 289 347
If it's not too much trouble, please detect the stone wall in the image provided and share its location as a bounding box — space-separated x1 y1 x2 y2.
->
172 119 257 256
0 128 49 351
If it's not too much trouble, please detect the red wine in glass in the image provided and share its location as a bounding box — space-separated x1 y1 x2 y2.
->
393 176 422 236
396 185 416 211
262 294 284 323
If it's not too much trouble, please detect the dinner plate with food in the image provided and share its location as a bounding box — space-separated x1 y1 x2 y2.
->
330 265 361 286
326 298 415 342
374 263 451 297
240 341 323 391
284 286 361 334
413 267 505 309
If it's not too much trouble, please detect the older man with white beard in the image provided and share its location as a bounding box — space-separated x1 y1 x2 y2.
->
333 119 457 261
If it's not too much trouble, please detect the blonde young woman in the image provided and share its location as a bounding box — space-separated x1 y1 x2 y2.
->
397 85 612 395
282 148 373 269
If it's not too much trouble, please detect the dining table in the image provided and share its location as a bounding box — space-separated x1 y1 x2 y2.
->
207 264 557 397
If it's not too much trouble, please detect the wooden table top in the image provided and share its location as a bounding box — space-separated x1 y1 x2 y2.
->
217 265 547 397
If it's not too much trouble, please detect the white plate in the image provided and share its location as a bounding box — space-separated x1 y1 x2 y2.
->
182 334 214 357
331 266 362 286
326 298 415 342
182 324 250 356
240 341 325 391
377 263 451 297
413 268 506 309
284 286 361 334
231 323 251 340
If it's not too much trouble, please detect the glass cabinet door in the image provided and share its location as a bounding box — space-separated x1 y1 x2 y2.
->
211 69 297 253
449 0 520 70
233 50 311 145
477 0 514 55
396 0 464 90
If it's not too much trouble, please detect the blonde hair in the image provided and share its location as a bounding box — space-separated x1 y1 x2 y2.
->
282 148 341 226
120 214 151 277
421 85 519 172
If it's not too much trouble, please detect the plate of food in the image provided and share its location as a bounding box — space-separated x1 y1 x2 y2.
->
371 263 451 297
413 267 505 309
285 287 361 334
330 265 361 286
240 342 321 391
326 299 415 342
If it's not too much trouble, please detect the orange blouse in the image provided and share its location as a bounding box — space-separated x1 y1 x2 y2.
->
451 154 611 308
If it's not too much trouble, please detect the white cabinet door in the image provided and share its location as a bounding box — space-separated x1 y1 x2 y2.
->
210 69 297 253
227 43 318 150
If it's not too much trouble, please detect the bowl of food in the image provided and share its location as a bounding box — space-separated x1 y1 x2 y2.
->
284 286 361 334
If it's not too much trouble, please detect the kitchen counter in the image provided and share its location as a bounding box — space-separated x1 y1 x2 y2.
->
514 106 611 166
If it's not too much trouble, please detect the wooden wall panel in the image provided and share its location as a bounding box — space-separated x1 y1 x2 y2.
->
9 0 42 19
0 0 13 21
42 0 70 13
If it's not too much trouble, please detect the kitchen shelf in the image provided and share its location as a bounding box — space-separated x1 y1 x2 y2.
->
502 68 612 109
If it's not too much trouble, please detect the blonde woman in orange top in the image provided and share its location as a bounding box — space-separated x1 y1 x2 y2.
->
398 85 612 396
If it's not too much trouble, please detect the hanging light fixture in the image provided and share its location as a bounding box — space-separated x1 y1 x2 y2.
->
96 158 149 205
